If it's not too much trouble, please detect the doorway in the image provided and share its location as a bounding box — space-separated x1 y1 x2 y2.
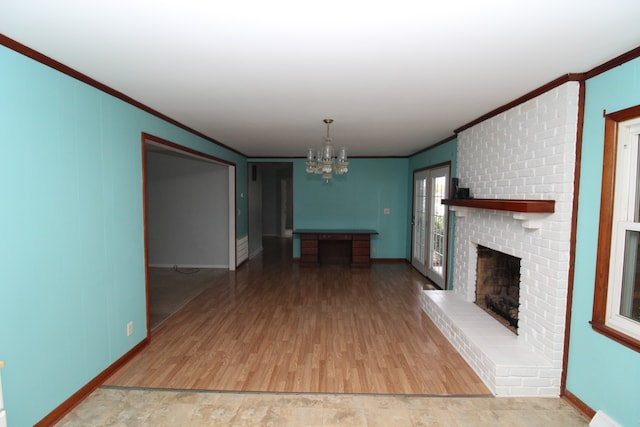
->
247 162 293 259
411 163 450 288
142 133 236 332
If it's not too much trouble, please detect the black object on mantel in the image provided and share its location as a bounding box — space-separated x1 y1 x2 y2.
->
450 177 471 199
456 188 471 199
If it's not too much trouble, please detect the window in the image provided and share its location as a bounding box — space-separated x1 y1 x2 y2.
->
592 105 640 352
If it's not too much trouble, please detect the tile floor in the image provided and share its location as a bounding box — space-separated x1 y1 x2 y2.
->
56 387 589 426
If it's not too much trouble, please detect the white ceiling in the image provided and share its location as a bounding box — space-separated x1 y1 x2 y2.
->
2 1 640 157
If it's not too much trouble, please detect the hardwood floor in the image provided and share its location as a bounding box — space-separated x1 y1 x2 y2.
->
105 238 490 396
149 267 228 329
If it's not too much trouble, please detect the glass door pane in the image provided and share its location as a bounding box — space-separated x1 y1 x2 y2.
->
411 171 428 275
426 166 449 288
429 175 446 277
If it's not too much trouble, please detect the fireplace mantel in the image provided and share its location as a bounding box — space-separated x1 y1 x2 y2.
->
441 198 555 213
442 199 555 230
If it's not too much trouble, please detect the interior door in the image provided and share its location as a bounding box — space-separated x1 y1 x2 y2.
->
412 165 450 288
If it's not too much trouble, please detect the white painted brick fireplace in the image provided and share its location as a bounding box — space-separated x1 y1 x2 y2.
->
421 82 579 396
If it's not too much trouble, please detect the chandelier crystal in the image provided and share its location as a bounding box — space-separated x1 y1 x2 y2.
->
305 119 348 182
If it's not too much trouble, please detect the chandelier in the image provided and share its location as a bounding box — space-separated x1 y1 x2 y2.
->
305 119 348 182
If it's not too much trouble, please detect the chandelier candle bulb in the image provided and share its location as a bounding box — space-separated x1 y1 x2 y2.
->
322 144 333 161
338 147 347 162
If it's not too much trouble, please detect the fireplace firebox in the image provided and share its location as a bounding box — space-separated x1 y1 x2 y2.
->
475 245 521 333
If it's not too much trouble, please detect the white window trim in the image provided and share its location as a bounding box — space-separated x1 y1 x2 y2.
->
606 118 640 341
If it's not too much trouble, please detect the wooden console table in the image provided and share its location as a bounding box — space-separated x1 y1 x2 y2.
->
294 229 378 267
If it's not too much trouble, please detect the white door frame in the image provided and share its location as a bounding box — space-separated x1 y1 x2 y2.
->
229 165 236 271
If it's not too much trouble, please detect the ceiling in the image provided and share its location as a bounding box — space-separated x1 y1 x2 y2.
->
2 1 640 158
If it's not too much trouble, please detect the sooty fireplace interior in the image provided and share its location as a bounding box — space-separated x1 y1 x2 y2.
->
475 245 521 333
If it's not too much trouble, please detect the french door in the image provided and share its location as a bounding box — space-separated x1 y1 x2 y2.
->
411 164 450 288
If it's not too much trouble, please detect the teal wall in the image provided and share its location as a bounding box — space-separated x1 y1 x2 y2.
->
290 158 409 259
6 30 640 427
0 45 247 426
408 138 458 288
566 58 640 426
255 143 457 265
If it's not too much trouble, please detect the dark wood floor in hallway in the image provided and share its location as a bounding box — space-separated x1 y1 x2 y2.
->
105 238 491 396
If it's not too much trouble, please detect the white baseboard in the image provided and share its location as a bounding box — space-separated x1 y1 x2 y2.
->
590 410 622 427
